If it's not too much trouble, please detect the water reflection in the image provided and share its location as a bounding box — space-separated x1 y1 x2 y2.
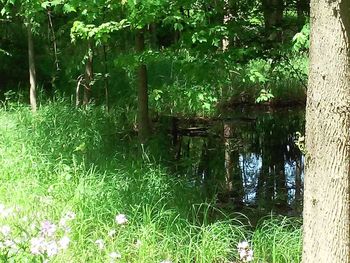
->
171 107 305 215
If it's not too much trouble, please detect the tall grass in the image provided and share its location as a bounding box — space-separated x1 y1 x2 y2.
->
0 101 301 262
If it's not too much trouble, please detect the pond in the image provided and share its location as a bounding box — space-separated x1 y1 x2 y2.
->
164 106 305 218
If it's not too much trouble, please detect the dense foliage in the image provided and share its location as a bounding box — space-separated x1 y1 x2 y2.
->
0 1 308 261
1 0 309 117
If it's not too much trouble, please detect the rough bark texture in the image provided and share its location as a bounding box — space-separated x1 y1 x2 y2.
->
27 23 37 112
136 29 151 143
302 0 350 262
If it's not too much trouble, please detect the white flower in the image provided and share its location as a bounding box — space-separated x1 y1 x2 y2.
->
239 249 247 259
109 251 121 259
237 241 249 250
95 239 105 250
237 241 253 262
40 221 57 237
115 214 128 225
0 225 11 236
64 211 76 220
48 185 54 193
108 229 116 237
4 239 15 248
246 249 254 262
0 206 14 218
46 241 58 257
160 260 172 263
30 237 46 255
59 236 70 250
135 239 142 248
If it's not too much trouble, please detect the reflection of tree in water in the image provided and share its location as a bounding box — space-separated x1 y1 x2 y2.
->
171 107 305 214
238 108 305 214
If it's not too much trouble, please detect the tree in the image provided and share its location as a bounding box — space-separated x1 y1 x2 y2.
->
302 0 350 262
1 0 43 112
27 20 37 112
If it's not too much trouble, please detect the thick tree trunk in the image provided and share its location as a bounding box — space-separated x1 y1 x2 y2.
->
136 29 151 143
27 22 37 112
83 41 93 106
302 1 350 262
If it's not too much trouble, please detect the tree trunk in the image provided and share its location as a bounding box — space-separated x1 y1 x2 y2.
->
302 1 350 262
223 122 234 198
83 41 93 106
136 29 151 143
103 44 109 112
296 0 310 29
27 22 37 112
262 0 284 43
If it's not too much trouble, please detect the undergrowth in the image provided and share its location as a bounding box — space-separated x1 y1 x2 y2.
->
0 102 301 262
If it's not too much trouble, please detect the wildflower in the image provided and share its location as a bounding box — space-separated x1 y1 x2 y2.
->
237 241 253 262
109 251 122 259
95 239 105 250
108 229 116 237
30 223 37 231
4 239 15 248
246 249 253 262
59 211 75 232
0 225 11 236
30 237 46 255
237 241 249 250
48 185 54 193
40 221 57 237
6 241 18 256
58 236 70 250
160 260 172 263
46 241 59 257
64 211 76 220
0 205 14 218
134 239 142 248
115 214 128 225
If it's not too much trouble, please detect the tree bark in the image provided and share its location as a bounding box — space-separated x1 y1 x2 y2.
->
136 29 151 143
27 22 37 112
83 41 93 106
302 1 350 262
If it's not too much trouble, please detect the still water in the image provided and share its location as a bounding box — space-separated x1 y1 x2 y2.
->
168 106 305 216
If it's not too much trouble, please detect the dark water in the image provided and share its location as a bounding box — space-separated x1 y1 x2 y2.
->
168 106 305 217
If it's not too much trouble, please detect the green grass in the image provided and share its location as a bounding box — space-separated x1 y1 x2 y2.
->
0 101 301 262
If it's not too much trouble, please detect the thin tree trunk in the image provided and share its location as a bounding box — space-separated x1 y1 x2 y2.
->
296 0 309 29
302 0 350 262
27 22 37 112
136 29 151 143
262 0 284 43
103 44 109 112
83 41 93 106
47 8 59 72
149 23 158 49
223 122 233 197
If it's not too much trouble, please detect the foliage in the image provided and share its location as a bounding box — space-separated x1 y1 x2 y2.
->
0 102 303 262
